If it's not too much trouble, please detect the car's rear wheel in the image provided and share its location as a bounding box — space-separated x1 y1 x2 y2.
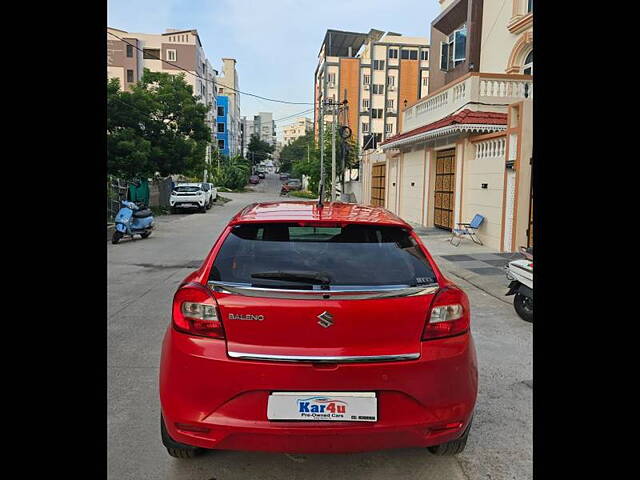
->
513 293 533 323
111 231 123 244
428 419 472 456
161 415 204 459
199 205 207 213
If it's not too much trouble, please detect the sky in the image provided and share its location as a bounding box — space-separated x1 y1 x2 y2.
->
107 0 441 141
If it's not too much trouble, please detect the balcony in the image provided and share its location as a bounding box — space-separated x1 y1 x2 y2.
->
402 73 532 133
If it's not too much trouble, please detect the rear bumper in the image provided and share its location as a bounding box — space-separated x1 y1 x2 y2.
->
159 328 478 453
170 198 205 208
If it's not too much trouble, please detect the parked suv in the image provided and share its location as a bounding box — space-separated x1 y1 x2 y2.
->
169 183 208 213
201 183 218 208
160 202 477 458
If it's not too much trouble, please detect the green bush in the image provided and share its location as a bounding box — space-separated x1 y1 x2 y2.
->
289 190 318 199
210 155 250 190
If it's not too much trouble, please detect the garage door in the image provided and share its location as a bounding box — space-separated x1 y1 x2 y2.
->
434 149 456 231
371 163 386 207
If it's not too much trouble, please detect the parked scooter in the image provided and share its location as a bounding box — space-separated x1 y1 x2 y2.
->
280 185 289 196
112 200 154 244
505 246 533 322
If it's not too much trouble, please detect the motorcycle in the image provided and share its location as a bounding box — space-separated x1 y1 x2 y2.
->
280 185 289 196
112 200 155 244
505 246 533 322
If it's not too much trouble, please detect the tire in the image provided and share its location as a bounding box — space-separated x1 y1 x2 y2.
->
514 292 533 323
140 231 151 239
111 230 123 245
199 205 207 213
428 418 472 456
160 415 203 459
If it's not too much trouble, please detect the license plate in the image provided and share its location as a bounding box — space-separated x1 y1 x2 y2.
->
267 392 377 422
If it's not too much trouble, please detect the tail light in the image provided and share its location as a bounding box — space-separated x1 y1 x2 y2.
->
172 283 225 339
422 286 470 340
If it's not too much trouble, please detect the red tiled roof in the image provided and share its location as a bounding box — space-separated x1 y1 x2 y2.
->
381 109 508 146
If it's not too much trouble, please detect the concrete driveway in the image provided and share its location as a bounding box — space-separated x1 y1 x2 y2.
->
107 174 532 480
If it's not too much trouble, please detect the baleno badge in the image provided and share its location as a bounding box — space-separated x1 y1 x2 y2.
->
228 314 264 321
317 311 334 328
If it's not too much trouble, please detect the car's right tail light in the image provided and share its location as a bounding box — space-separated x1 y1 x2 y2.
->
172 283 225 339
422 286 470 340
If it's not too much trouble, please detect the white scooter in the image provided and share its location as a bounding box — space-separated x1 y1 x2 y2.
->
505 246 533 323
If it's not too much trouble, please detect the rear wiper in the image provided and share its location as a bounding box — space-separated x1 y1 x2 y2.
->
251 271 331 285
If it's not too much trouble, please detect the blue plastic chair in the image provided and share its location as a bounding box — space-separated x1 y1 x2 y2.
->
450 214 485 246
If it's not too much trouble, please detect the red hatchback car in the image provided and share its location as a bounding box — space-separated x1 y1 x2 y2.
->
160 202 478 458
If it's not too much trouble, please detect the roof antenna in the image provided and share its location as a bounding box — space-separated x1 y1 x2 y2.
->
317 180 324 208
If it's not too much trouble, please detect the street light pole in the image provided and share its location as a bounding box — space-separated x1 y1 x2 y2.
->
331 101 337 202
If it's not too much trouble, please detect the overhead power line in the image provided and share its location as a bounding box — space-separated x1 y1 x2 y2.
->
108 31 313 105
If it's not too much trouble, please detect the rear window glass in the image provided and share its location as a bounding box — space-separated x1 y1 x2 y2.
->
174 186 200 192
210 223 437 287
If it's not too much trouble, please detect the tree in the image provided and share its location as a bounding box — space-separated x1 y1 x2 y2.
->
279 132 313 174
247 134 274 168
107 70 212 179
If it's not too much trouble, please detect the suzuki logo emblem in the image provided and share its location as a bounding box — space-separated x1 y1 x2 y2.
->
317 311 334 328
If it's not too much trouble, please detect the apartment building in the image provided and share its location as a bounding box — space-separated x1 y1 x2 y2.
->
240 116 253 158
361 0 533 252
107 27 218 169
252 112 277 148
313 29 430 153
283 117 312 145
217 58 242 157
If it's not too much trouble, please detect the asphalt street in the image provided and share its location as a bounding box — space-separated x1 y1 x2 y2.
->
107 173 532 480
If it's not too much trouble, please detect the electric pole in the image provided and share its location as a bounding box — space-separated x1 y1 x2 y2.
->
331 101 337 202
319 91 324 201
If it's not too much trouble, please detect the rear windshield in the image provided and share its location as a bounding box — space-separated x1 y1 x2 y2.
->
210 223 437 288
174 186 200 192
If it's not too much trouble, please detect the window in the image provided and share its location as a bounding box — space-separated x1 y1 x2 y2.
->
401 50 418 60
386 99 395 109
373 133 382 145
126 45 133 57
166 49 177 61
372 109 383 119
523 50 533 75
327 73 336 84
217 106 225 117
372 84 384 94
421 50 429 61
218 139 225 149
218 123 225 133
363 74 371 85
387 76 395 86
422 76 429 87
126 69 134 83
527 0 533 13
362 122 369 133
209 224 436 287
362 98 370 110
385 123 393 133
218 87 224 93
440 24 467 71
143 49 160 59
388 48 398 59
373 60 385 70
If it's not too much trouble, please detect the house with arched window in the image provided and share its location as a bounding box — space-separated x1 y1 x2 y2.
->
361 0 533 251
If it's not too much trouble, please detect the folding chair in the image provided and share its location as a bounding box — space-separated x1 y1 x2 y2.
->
450 214 485 246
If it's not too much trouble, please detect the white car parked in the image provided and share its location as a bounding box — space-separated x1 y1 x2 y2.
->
170 183 209 213
202 182 218 207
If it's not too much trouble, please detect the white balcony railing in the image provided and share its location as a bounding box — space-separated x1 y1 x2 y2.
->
402 73 532 132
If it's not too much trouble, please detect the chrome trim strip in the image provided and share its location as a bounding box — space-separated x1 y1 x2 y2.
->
227 351 421 363
208 281 439 300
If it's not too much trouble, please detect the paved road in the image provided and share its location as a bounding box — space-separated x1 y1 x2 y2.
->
107 173 532 480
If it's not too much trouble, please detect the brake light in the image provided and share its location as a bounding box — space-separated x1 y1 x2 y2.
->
422 286 470 340
172 284 225 339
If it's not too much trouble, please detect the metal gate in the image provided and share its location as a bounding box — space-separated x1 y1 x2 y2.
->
371 163 386 207
434 149 456 230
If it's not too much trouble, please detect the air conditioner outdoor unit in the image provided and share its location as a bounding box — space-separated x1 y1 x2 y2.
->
389 85 396 91
363 84 370 90
328 82 335 88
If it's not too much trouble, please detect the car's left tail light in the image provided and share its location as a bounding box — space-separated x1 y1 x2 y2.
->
172 284 225 339
422 285 470 340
